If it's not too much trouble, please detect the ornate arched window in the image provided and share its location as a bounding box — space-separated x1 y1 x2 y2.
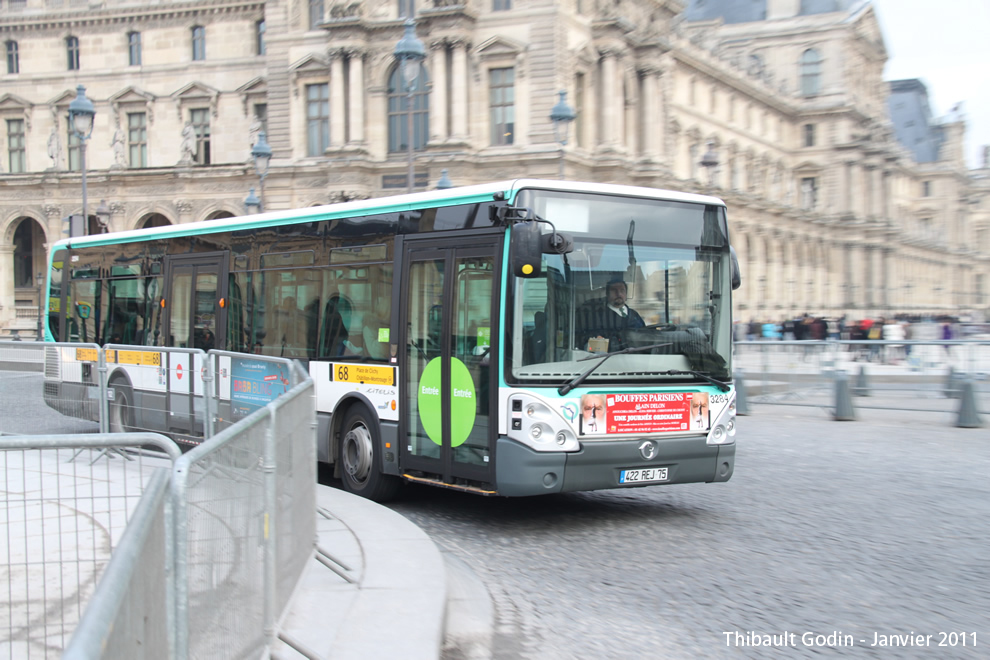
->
800 48 822 96
387 65 430 154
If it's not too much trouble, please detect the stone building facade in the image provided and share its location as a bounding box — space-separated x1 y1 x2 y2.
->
1 0 987 338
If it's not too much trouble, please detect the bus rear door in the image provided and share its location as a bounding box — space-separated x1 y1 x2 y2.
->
162 252 229 436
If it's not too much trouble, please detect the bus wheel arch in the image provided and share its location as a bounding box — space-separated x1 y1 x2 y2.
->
335 401 400 502
108 371 135 433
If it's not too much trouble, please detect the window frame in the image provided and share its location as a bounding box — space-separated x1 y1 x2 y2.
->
128 112 148 168
387 65 430 154
5 40 18 74
189 108 211 165
256 19 266 56
7 118 26 173
66 36 80 71
800 48 822 97
305 83 330 157
128 31 142 66
191 26 206 61
309 0 324 29
488 67 515 146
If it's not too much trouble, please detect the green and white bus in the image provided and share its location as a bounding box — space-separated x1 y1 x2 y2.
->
42 179 740 500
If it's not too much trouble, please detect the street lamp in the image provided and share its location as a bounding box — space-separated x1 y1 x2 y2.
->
36 272 44 340
436 169 453 190
251 130 272 212
549 90 576 180
700 141 719 186
245 188 261 215
394 18 426 194
68 84 96 233
95 199 111 233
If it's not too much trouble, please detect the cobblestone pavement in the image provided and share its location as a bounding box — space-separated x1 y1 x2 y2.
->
389 405 989 659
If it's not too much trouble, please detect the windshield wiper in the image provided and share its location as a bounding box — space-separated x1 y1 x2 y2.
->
656 369 731 392
558 343 672 396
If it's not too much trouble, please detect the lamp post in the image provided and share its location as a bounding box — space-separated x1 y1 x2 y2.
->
245 188 261 215
68 85 96 233
436 169 453 190
394 18 426 194
251 130 272 212
700 141 719 187
95 199 111 233
36 272 44 340
549 90 576 180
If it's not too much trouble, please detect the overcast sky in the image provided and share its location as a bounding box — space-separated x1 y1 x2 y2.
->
870 0 990 168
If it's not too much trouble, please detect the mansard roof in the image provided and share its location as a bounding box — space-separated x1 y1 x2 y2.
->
888 79 945 164
683 0 858 24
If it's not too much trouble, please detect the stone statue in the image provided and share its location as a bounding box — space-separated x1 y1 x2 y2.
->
248 115 262 161
111 128 127 168
179 122 196 164
48 127 64 171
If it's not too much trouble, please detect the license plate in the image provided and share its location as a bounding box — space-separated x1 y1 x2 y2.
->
619 467 668 484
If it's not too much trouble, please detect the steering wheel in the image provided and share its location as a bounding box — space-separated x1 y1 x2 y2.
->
640 322 677 331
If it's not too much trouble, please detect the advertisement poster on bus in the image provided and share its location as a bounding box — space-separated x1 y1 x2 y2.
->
231 358 290 418
578 392 722 435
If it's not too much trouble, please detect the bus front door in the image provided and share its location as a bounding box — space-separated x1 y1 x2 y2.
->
162 252 229 435
399 235 501 490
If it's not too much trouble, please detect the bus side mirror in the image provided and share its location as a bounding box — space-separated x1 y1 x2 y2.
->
511 221 542 278
730 246 741 290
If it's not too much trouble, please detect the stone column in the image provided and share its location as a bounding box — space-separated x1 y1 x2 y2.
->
348 51 366 145
864 245 876 311
450 40 468 141
641 68 659 159
0 245 15 330
843 242 855 308
600 51 619 149
330 53 346 148
429 41 448 143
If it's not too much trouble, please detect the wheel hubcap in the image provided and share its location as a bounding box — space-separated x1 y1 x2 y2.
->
342 423 373 484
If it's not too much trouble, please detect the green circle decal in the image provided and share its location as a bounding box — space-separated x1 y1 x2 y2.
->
418 357 477 447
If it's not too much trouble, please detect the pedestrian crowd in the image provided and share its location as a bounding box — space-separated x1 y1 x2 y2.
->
734 314 977 365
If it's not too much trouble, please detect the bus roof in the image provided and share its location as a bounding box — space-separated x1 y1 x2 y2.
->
51 179 726 251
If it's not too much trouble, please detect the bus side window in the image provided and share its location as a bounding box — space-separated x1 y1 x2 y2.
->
320 293 350 357
362 295 391 361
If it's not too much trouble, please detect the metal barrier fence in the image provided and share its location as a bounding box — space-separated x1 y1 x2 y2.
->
0 434 179 659
1 342 317 659
733 339 989 423
172 359 316 660
1 341 303 443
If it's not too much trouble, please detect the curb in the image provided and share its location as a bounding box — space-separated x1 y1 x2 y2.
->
274 486 447 660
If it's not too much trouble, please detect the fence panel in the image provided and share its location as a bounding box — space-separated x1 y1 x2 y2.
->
172 359 315 660
0 434 178 659
0 341 102 436
62 469 171 660
273 364 317 615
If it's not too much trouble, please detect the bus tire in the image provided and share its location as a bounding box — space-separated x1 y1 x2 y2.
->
338 406 400 502
108 377 134 433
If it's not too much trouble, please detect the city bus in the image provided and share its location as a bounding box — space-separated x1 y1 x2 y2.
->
41 179 740 501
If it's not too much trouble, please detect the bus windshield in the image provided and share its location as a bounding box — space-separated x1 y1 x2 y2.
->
509 189 733 385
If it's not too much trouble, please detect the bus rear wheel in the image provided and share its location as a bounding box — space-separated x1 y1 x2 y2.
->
108 379 134 433
338 407 400 502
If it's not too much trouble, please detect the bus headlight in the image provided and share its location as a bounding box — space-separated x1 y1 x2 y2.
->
508 394 580 452
706 390 737 446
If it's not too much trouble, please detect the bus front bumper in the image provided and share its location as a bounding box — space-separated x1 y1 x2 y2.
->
495 435 734 497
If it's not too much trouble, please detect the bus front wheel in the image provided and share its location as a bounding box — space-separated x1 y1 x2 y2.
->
338 407 399 502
